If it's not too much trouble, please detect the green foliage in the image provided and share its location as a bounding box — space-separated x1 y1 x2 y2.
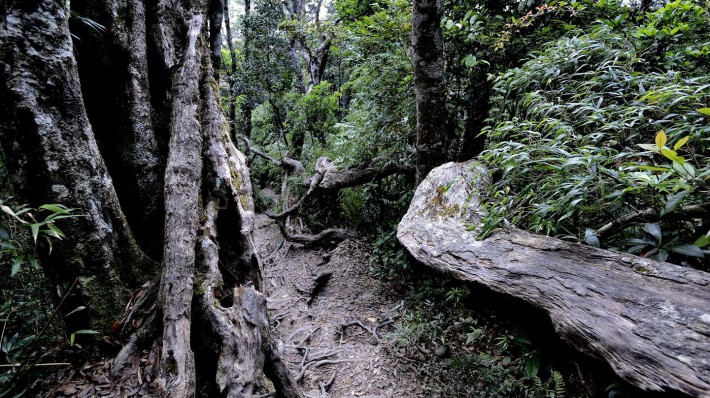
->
0 200 79 396
370 227 409 280
479 10 709 267
287 81 341 151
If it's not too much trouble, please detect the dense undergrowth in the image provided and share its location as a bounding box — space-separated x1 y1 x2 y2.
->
479 1 709 269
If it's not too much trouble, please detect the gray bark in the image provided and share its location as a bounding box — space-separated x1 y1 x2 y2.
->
0 0 155 333
2 1 304 395
70 0 165 259
158 14 204 398
398 161 710 397
208 0 225 81
412 0 447 182
224 0 239 138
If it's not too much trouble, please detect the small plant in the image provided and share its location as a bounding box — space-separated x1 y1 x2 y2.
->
0 200 81 396
370 227 409 280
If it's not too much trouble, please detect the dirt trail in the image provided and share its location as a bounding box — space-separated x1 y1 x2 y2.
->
256 214 423 397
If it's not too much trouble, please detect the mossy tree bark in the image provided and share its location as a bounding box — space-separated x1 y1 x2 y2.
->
0 0 156 334
0 0 303 396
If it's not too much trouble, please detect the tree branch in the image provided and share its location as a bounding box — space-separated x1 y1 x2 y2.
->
595 202 710 239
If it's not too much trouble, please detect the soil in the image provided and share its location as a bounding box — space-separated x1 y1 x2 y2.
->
37 212 425 397
256 213 423 397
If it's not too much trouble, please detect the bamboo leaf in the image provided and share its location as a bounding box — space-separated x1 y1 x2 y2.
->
30 224 40 243
38 204 69 214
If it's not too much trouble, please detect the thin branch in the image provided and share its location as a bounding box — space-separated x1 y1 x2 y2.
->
595 202 710 238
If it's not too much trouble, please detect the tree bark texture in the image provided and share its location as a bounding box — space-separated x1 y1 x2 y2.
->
397 161 710 397
224 0 239 138
158 13 204 397
0 0 155 332
70 0 166 260
412 0 447 183
1 0 303 396
208 0 224 81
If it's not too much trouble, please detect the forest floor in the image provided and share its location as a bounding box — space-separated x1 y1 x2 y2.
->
256 213 424 397
37 197 625 398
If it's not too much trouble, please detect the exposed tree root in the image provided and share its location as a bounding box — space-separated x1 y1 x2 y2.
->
340 317 395 342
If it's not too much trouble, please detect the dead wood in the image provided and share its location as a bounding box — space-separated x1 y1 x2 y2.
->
265 342 306 398
397 160 710 397
277 224 354 247
302 157 415 191
239 135 305 175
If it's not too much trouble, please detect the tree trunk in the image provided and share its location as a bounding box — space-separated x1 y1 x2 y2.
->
398 160 710 397
412 0 447 183
158 13 204 397
70 0 166 260
1 0 304 396
0 0 155 333
224 0 239 138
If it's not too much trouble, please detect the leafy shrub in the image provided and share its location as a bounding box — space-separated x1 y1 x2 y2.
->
0 200 79 395
480 7 709 268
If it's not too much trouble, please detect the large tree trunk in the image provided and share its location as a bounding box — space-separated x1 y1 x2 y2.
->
1 0 304 396
158 13 204 397
412 0 447 183
0 0 155 333
397 161 710 397
70 0 166 260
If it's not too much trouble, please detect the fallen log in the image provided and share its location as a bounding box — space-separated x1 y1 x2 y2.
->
397 160 710 397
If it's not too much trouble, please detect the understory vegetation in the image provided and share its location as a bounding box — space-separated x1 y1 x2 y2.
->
479 1 709 269
371 245 637 398
1 0 708 396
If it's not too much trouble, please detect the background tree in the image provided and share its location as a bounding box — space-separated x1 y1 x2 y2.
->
412 0 447 182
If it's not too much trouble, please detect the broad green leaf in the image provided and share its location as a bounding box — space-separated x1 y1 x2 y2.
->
11 257 23 277
643 222 662 242
661 190 690 216
655 131 667 149
673 136 689 151
671 244 705 258
525 356 540 377
694 234 710 248
660 148 685 164
697 108 710 116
